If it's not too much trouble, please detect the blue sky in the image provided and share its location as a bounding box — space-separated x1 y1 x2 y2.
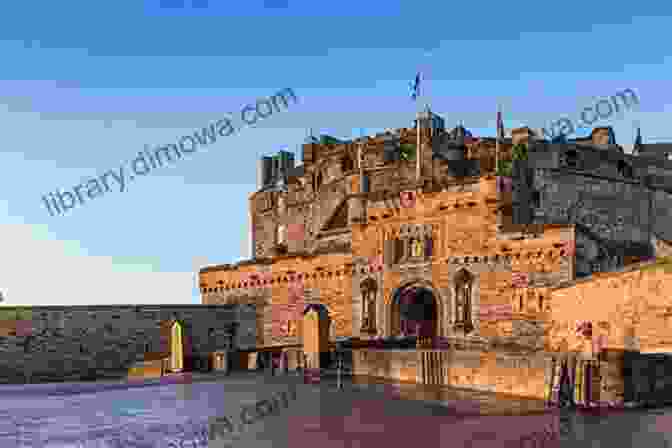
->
1 1 670 306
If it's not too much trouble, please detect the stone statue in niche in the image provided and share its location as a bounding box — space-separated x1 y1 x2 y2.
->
360 280 377 333
454 270 474 333
366 291 376 330
411 238 424 258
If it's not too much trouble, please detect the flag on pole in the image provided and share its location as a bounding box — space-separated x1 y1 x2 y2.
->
358 128 365 168
495 105 503 173
497 108 505 141
464 129 479 145
410 72 421 101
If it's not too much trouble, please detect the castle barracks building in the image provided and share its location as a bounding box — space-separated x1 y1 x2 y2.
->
200 108 672 406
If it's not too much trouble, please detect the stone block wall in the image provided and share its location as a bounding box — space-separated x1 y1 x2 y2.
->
352 349 419 383
531 169 652 244
0 304 251 383
548 263 672 354
201 252 354 348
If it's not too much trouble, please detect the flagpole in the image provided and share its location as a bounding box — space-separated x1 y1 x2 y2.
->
416 107 421 182
410 72 422 183
359 128 364 193
495 105 500 174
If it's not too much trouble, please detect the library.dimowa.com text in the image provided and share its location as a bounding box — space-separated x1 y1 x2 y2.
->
41 88 298 217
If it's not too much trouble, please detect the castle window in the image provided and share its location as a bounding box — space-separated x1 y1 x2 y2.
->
532 191 541 208
341 155 354 173
617 160 633 178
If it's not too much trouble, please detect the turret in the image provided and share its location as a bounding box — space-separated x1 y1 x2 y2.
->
256 150 295 191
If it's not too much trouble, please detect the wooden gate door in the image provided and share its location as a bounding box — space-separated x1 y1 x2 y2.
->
303 309 320 369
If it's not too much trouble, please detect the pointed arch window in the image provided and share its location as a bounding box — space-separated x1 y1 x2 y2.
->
454 269 474 332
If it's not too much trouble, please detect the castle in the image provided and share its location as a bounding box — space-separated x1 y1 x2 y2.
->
199 107 672 406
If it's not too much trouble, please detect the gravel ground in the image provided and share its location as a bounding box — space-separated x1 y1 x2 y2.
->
1 371 671 447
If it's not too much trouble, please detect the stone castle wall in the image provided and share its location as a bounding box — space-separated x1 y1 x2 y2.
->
202 253 354 348
548 262 672 354
0 304 255 383
201 178 576 350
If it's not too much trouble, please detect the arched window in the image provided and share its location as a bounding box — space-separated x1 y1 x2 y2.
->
454 270 474 332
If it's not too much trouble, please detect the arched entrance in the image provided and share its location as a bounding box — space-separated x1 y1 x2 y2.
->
390 285 438 339
302 304 330 369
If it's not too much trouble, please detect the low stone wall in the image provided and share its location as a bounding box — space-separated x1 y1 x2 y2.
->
548 265 672 354
352 348 550 399
0 304 255 384
353 349 418 383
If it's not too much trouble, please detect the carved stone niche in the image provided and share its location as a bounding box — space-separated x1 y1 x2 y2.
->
360 278 378 334
395 224 434 264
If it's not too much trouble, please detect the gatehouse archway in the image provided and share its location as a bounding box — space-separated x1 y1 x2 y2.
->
389 283 439 339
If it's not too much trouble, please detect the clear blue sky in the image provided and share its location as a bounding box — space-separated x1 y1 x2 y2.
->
1 0 670 305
